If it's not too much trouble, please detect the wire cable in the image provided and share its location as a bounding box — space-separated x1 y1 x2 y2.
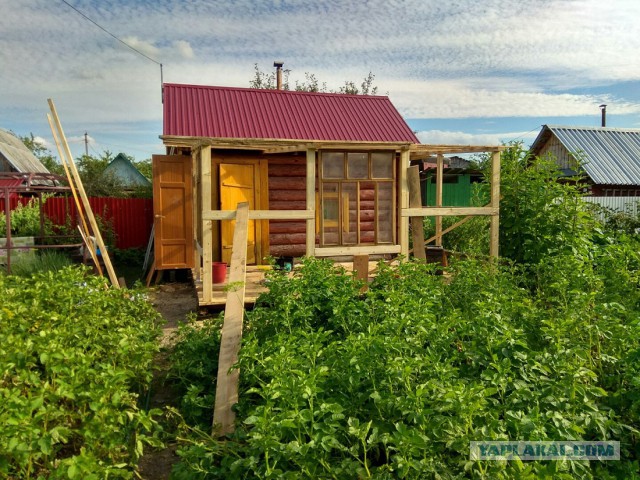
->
59 0 161 65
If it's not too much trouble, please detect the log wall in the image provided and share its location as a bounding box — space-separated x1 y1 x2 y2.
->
268 156 317 257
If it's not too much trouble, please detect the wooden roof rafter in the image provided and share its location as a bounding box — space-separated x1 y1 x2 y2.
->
162 135 507 158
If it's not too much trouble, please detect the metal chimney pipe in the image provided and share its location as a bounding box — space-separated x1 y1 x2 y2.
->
274 61 284 90
599 104 607 127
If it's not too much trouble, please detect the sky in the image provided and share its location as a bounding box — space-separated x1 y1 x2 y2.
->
2 0 640 161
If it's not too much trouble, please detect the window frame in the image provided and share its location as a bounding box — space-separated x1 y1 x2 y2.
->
318 150 396 247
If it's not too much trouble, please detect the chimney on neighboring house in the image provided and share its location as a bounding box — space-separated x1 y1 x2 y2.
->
274 61 284 90
599 104 607 127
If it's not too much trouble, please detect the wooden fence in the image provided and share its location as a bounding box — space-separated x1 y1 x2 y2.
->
1 196 153 249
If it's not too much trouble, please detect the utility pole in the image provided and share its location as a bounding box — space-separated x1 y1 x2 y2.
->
84 132 89 156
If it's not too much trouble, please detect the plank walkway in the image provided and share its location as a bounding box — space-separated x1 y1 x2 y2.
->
194 261 384 308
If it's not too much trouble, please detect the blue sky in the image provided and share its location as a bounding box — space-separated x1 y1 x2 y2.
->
1 0 639 161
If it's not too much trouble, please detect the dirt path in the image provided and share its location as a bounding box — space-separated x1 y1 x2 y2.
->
138 282 199 480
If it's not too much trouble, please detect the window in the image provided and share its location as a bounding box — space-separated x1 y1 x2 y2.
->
319 151 395 246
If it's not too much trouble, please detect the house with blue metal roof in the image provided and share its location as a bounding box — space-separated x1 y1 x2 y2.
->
103 153 151 189
530 125 640 196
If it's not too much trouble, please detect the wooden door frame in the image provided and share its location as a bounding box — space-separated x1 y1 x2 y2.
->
213 156 269 264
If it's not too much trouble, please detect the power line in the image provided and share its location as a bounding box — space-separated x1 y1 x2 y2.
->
59 0 161 66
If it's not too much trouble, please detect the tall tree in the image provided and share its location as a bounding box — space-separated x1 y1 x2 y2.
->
249 64 379 95
20 133 64 175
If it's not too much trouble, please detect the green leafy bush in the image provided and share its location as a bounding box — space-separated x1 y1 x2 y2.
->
0 198 55 238
167 315 222 428
0 266 163 478
169 144 640 478
170 255 639 479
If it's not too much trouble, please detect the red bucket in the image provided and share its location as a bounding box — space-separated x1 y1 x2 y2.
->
212 262 227 284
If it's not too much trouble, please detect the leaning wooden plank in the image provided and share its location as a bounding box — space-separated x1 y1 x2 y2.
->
422 215 474 247
77 226 103 278
47 114 103 275
48 99 120 289
213 202 250 436
408 165 426 260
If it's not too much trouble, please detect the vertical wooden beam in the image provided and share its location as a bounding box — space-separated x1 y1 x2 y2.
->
489 151 501 259
435 154 444 246
408 165 426 260
306 148 316 257
192 149 201 280
353 254 369 292
201 147 213 303
213 202 249 436
399 149 410 258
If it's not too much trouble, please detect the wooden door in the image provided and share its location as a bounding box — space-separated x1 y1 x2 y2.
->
220 163 256 264
152 154 194 269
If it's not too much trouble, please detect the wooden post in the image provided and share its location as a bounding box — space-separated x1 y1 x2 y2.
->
192 149 201 279
306 148 316 257
399 149 410 258
435 154 444 246
353 254 369 292
408 165 426 260
48 99 119 288
213 202 249 436
201 147 213 303
489 151 501 258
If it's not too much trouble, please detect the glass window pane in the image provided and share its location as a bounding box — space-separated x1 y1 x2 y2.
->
322 183 339 245
342 182 357 244
377 182 394 243
347 153 368 179
322 152 344 179
372 152 394 179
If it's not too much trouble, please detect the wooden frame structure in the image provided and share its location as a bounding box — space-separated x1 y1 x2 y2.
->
158 136 504 305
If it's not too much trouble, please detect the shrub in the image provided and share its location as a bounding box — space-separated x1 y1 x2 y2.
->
0 266 163 478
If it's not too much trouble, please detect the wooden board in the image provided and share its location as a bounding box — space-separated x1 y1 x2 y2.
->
408 165 426 260
152 154 194 270
213 202 250 436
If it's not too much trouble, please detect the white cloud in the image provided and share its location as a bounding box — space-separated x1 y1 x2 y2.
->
2 0 640 162
416 129 539 147
173 40 194 59
121 36 160 60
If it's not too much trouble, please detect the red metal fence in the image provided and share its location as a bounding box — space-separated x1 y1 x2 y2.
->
1 196 153 249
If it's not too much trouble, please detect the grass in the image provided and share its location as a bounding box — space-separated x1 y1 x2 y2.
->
4 249 72 276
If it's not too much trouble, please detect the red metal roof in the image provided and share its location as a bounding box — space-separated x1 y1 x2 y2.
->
0 178 24 198
163 84 419 144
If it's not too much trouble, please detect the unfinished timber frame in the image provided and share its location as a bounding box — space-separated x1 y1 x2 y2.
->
159 135 504 305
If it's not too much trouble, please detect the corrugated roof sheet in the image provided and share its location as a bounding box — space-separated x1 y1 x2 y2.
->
530 125 640 185
163 84 419 144
0 178 24 198
0 129 50 173
103 153 151 187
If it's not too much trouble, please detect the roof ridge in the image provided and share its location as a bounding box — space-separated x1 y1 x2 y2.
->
163 83 388 99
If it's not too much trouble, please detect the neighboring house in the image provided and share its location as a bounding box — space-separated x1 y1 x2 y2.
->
103 153 151 189
421 168 485 207
529 125 640 196
0 129 50 174
153 83 503 304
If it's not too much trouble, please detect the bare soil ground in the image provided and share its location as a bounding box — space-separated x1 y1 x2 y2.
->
137 281 199 480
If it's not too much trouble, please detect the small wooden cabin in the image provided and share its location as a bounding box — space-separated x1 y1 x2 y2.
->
152 84 502 304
